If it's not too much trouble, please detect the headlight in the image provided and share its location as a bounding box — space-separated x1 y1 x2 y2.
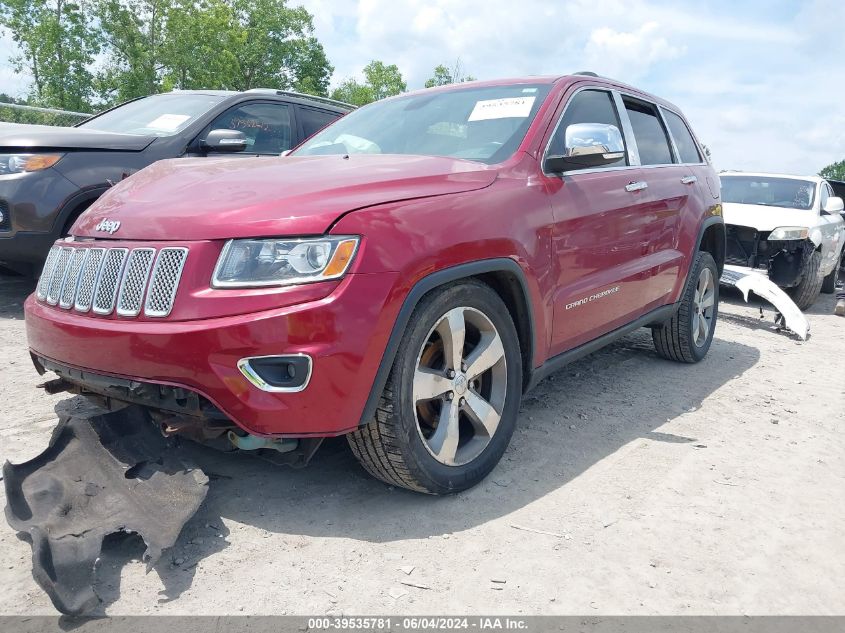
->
769 226 809 241
0 153 64 175
212 236 360 288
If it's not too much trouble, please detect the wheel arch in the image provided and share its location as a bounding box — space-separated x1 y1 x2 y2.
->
698 218 726 276
55 186 110 235
357 258 536 428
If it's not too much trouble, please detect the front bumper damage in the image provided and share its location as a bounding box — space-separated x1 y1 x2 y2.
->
3 406 208 615
720 264 809 340
725 224 814 288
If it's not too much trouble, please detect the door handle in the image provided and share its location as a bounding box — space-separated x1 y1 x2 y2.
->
681 175 698 184
625 181 648 192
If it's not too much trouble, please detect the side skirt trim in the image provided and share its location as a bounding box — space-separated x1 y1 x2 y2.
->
526 303 677 391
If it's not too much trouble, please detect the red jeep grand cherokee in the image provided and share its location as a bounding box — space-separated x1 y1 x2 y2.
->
25 74 725 494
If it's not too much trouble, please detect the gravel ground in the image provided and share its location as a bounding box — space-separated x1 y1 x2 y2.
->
0 270 843 616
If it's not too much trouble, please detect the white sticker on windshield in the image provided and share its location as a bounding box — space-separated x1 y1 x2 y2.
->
468 96 535 121
147 114 191 131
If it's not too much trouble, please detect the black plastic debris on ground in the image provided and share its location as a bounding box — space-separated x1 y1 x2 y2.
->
3 405 209 615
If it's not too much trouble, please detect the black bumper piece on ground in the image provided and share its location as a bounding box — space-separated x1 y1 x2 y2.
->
3 406 208 615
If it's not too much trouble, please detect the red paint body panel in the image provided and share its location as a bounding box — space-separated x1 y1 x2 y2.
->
24 75 721 437
75 155 498 240
27 271 402 436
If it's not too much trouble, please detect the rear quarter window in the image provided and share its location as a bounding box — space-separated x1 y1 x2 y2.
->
299 107 341 139
663 109 702 164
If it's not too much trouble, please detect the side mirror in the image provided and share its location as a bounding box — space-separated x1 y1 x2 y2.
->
544 122 625 173
822 196 844 214
201 129 248 153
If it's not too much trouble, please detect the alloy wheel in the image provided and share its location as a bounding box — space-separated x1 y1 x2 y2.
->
692 267 715 347
412 307 508 466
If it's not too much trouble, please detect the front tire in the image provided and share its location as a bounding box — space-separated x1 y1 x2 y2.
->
347 280 522 494
652 251 719 363
787 250 823 310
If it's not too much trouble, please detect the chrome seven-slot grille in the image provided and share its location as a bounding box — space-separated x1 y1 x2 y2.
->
36 243 188 318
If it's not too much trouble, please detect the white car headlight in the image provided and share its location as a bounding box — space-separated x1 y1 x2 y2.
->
212 236 359 288
769 226 809 241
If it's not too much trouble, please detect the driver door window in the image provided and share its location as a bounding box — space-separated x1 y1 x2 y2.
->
207 102 293 154
548 89 627 169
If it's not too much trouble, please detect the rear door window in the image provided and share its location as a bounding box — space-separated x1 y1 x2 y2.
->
206 102 293 154
663 109 702 164
299 107 341 139
623 98 674 166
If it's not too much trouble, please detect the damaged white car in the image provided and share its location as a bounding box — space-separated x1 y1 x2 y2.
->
720 172 845 310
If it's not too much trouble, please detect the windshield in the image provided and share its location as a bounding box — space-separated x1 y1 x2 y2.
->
294 84 551 164
721 175 817 210
78 93 226 136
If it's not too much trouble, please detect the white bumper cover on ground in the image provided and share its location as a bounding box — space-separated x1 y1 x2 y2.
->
719 264 809 340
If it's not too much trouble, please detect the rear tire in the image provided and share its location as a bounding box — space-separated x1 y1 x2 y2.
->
652 251 719 363
821 264 839 294
347 280 522 494
787 250 823 310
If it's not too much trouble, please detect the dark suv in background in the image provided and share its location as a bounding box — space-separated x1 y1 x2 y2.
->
0 89 352 275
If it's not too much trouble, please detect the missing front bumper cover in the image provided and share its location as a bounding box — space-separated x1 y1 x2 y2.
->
2 406 208 615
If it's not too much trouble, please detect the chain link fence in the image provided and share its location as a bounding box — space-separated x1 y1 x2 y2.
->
0 102 91 127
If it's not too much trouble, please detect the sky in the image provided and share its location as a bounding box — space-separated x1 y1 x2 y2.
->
2 0 843 175
298 0 845 175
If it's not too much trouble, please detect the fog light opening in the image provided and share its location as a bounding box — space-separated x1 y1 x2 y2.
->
237 354 312 393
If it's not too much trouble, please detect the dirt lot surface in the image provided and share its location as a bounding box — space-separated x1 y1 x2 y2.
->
0 270 843 616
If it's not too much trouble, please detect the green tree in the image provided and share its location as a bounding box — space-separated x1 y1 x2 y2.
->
95 0 170 103
424 59 475 88
362 60 406 100
330 78 374 106
330 60 406 106
0 0 100 110
162 0 332 94
820 159 845 181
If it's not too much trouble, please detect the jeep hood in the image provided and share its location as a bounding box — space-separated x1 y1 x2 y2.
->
0 123 155 152
74 154 498 240
722 202 819 232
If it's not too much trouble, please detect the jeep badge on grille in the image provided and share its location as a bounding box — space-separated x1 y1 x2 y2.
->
94 219 121 234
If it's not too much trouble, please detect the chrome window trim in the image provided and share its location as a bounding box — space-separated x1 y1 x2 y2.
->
116 247 156 317
658 105 707 166
657 106 682 165
237 353 313 393
541 85 641 178
144 247 189 318
617 92 677 168
611 90 641 167
92 248 129 315
615 90 707 168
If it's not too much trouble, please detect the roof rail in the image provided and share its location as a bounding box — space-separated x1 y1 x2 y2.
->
573 71 600 77
244 88 355 110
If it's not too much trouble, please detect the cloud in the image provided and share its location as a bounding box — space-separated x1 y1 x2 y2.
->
584 21 685 81
2 1 843 173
